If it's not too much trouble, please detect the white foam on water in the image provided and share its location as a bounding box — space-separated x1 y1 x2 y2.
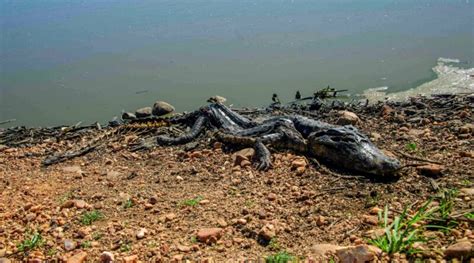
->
363 57 474 102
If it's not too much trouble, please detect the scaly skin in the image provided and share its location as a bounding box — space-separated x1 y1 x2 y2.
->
154 103 401 176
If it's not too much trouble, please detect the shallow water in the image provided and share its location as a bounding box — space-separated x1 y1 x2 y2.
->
1 0 473 126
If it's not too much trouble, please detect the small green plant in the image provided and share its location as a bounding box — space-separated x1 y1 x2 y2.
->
81 241 91 248
17 231 44 252
265 251 295 263
47 248 57 257
120 242 132 252
368 202 435 255
268 238 280 251
461 179 471 186
427 189 459 230
244 199 255 208
406 142 417 151
122 199 134 209
180 196 203 207
465 212 474 219
147 241 157 248
190 236 198 243
92 232 103 240
80 210 104 225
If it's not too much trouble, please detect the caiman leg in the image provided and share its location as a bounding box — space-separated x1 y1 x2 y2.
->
254 138 272 171
156 116 208 145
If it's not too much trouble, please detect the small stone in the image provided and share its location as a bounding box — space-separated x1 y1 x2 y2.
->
135 107 152 118
234 154 248 167
74 200 88 209
217 218 227 228
291 158 307 169
64 239 76 251
362 215 379 226
165 213 176 222
381 105 394 117
177 245 191 252
240 160 252 167
316 215 326 226
336 245 375 263
458 124 474 134
149 196 158 204
311 244 343 257
259 224 276 241
62 166 83 174
99 252 114 263
295 166 306 175
122 255 138 263
370 132 382 141
66 252 88 263
121 112 136 120
459 188 474 196
233 148 255 161
152 101 175 116
207 95 227 104
459 151 473 158
197 228 223 244
336 110 360 125
444 241 472 258
61 200 76 209
369 207 382 215
416 164 444 177
136 228 147 239
267 193 277 201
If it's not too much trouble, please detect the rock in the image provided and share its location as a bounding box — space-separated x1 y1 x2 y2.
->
121 112 136 120
197 228 223 244
336 111 360 125
267 193 277 201
177 245 191 252
234 154 248 167
99 252 114 263
362 215 379 226
381 105 394 117
64 239 76 251
66 252 88 263
444 241 472 258
259 224 276 241
295 166 306 175
74 200 88 209
458 124 474 134
165 213 176 222
61 200 76 209
122 255 138 263
136 228 147 239
459 188 474 196
459 151 473 158
135 107 152 118
233 148 255 161
0 258 11 263
336 245 375 263
207 95 227 104
311 244 344 257
370 132 382 141
62 166 83 174
416 164 444 177
152 101 175 116
240 160 252 167
291 158 307 169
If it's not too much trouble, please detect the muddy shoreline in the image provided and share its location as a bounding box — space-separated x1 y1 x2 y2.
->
0 94 473 262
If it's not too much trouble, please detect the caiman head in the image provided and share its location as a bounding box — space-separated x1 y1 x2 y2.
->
307 126 401 176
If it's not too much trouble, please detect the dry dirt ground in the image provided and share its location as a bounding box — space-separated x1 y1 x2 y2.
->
0 98 473 262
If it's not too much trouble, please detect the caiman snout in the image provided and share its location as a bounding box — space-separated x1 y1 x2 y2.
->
308 126 401 176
